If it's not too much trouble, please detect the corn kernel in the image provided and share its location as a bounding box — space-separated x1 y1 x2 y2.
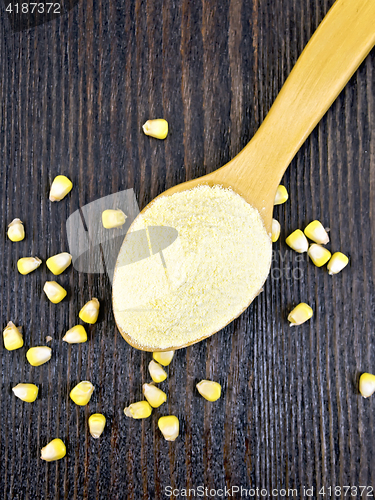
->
327 252 349 275
304 220 329 244
79 298 100 324
70 381 94 406
41 438 66 462
7 218 25 242
142 119 168 140
63 325 87 344
124 401 152 419
153 351 174 366
17 256 42 275
148 360 167 383
308 244 331 267
46 252 72 275
196 380 222 402
359 373 375 398
88 413 106 438
43 281 67 304
288 303 313 326
158 415 179 441
274 185 288 205
285 229 308 253
143 383 167 408
26 346 52 366
49 175 73 202
12 383 39 403
46 336 53 342
102 209 127 229
271 219 280 243
3 321 23 351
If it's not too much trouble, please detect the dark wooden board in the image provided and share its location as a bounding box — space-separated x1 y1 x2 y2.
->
0 0 374 498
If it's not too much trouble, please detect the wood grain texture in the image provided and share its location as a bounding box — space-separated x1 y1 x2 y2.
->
0 0 374 498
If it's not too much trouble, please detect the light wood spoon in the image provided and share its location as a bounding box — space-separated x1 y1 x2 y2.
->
114 0 375 350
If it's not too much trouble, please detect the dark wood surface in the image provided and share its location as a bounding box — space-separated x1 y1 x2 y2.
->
1 0 374 498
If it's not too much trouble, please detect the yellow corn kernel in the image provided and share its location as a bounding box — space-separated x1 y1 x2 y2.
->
124 401 152 419
285 229 308 253
49 175 73 202
102 209 127 229
271 219 281 243
327 252 349 275
142 119 168 140
79 298 100 324
41 438 66 462
143 383 167 408
359 373 375 398
158 415 179 441
308 244 331 267
88 413 106 438
304 220 329 244
43 281 67 304
196 380 222 402
148 360 167 383
63 325 87 344
70 381 94 406
7 218 25 242
288 303 313 326
3 321 23 351
152 351 174 366
274 185 288 205
12 383 39 403
26 346 52 366
46 252 72 275
17 256 42 275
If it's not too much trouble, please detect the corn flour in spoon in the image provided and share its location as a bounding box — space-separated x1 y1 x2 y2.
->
113 185 272 349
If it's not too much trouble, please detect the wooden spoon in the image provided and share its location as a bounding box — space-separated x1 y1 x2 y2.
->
114 0 375 350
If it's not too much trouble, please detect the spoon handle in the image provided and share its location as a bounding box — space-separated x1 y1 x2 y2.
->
221 0 375 194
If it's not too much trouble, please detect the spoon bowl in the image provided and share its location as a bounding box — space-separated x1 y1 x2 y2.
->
113 0 375 350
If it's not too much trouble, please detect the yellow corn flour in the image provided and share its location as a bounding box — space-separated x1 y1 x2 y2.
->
112 185 272 349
